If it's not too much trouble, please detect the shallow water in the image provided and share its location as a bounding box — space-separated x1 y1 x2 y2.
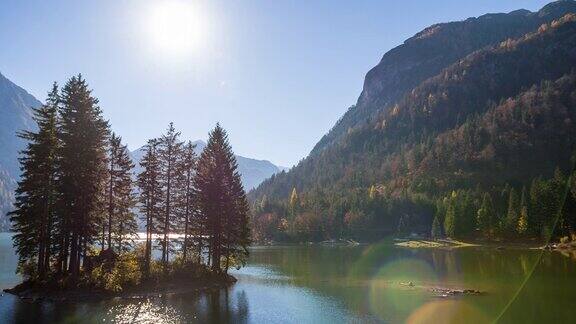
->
0 233 575 323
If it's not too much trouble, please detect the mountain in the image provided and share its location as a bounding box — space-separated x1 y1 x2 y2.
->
312 0 576 154
130 140 285 191
250 1 576 241
0 72 41 230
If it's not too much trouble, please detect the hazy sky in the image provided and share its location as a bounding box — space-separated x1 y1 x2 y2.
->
0 0 551 167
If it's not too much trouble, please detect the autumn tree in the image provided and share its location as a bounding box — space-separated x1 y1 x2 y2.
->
517 187 529 235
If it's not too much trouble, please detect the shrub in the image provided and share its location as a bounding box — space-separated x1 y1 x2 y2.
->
87 252 142 292
16 261 38 281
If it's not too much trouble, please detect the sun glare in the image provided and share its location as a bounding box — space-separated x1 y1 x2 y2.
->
145 1 207 60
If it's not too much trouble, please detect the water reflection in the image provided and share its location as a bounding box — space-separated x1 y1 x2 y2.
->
1 234 576 323
102 289 249 324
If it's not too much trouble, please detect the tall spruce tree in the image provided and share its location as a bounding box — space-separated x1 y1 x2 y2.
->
477 193 496 237
108 135 136 252
157 123 183 270
194 124 250 273
505 188 519 234
137 139 162 277
10 83 60 278
444 196 457 238
178 141 197 262
431 215 442 240
57 75 109 277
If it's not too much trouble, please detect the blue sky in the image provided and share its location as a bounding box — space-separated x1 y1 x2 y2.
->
0 0 551 167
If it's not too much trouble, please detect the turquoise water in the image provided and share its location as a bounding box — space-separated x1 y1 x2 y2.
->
0 233 575 323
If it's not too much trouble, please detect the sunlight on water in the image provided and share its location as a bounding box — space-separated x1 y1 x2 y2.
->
0 235 576 323
106 300 184 323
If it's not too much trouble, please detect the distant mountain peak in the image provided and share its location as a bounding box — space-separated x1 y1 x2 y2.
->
129 141 283 191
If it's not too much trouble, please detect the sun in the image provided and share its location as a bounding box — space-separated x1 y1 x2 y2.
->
145 1 207 60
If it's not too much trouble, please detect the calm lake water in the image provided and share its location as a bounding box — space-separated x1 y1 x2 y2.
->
0 233 575 323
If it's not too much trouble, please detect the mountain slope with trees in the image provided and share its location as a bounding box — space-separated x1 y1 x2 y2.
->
312 0 576 154
250 3 576 243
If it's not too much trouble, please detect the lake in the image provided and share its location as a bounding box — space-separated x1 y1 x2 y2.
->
0 233 575 323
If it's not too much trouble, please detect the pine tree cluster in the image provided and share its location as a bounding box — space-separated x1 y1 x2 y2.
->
9 76 250 283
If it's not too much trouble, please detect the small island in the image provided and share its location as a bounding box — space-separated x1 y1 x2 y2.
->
5 77 250 301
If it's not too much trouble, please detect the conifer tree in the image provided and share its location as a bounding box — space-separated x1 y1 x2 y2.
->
108 135 136 252
431 215 442 240
57 75 109 277
157 123 183 270
505 188 519 234
103 132 135 250
137 139 162 277
444 197 457 238
178 141 197 262
477 193 495 237
10 83 60 278
194 124 250 273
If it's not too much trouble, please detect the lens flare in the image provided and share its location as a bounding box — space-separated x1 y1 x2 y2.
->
406 300 487 324
368 258 437 321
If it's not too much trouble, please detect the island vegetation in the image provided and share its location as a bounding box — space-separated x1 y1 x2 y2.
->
7 75 250 298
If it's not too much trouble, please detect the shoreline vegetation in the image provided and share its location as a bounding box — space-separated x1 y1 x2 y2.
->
5 271 237 303
6 76 251 301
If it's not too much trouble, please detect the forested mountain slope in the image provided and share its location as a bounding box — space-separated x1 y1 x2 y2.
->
312 0 576 154
250 4 576 242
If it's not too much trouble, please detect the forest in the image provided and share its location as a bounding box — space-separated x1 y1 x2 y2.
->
250 14 576 244
9 76 250 292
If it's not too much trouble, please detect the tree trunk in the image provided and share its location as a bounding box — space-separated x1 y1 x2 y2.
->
144 197 152 278
163 157 171 272
183 169 191 262
69 232 78 277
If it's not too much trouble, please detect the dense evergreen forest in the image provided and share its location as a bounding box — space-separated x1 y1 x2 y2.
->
250 11 576 243
9 76 250 292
